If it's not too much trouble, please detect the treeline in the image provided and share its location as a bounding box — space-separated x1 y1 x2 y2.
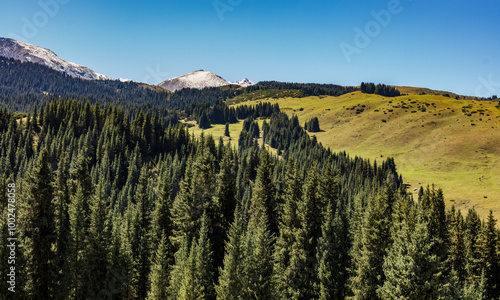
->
361 82 401 97
252 81 358 97
0 55 358 116
0 56 173 111
185 101 280 129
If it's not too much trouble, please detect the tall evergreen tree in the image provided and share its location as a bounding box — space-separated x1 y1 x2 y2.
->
475 211 500 298
316 201 350 300
251 149 278 234
68 153 93 300
274 158 301 298
349 183 395 300
148 233 173 300
212 147 237 269
216 205 246 300
242 182 275 299
378 198 442 300
22 148 56 299
130 166 153 299
53 151 71 299
85 182 111 298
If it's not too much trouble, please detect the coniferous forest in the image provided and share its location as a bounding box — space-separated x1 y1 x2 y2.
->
0 97 499 300
0 57 499 300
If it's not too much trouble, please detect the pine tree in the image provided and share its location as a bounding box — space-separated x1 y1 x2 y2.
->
169 237 190 300
274 158 301 298
378 198 442 300
464 208 482 285
212 148 237 269
475 211 500 298
85 182 110 298
242 184 274 299
130 166 152 299
174 212 215 300
251 149 278 234
281 166 322 299
148 233 172 300
349 183 395 300
172 148 216 247
447 206 466 284
193 212 215 300
22 148 56 299
316 201 349 300
68 153 93 300
53 151 71 299
216 205 246 300
150 167 174 267
224 123 230 137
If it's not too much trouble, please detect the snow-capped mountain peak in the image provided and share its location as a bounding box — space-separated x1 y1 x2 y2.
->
158 70 229 92
158 70 254 92
0 37 110 81
232 78 255 87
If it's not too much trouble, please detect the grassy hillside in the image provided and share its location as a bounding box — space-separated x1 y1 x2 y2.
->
182 91 498 221
226 92 500 219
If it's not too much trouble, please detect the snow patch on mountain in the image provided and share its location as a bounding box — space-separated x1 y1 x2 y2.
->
232 78 255 87
158 70 255 92
0 37 110 81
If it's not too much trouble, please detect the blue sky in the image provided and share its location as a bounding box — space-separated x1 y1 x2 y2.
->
1 0 499 97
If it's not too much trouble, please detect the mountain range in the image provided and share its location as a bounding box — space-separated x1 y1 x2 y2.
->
0 37 254 91
0 38 110 81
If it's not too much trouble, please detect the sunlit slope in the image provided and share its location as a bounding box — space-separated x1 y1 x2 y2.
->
232 91 500 219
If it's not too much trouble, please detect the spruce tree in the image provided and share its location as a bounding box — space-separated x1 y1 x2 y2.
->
212 148 237 269
130 166 152 299
86 182 110 298
242 184 274 299
316 201 349 300
53 151 71 299
273 158 301 298
68 153 93 300
378 198 442 300
22 148 56 299
215 204 247 300
148 233 173 300
224 123 230 137
475 211 499 298
282 166 322 299
349 183 395 300
251 149 278 234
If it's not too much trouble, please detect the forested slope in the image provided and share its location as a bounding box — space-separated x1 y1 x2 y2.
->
0 99 498 299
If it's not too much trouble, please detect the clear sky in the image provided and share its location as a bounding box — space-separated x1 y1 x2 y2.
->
1 0 499 97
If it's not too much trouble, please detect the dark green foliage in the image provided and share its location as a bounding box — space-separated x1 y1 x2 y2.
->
305 117 321 132
216 205 246 299
198 112 211 129
0 91 497 300
378 199 442 299
349 183 395 300
250 150 278 235
242 186 274 299
253 81 357 97
21 148 56 298
361 82 400 97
